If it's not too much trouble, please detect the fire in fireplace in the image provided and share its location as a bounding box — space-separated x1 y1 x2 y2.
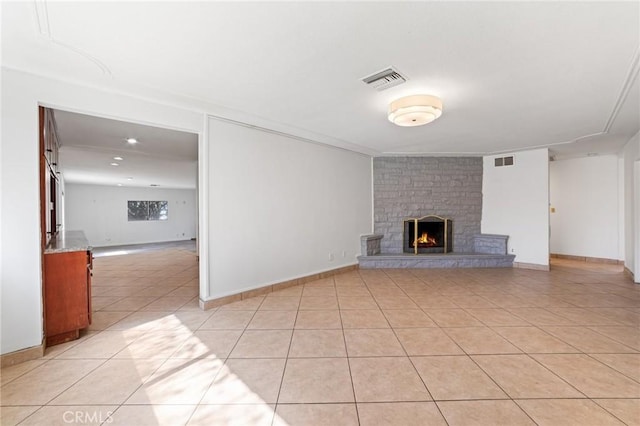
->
413 232 437 247
403 215 453 254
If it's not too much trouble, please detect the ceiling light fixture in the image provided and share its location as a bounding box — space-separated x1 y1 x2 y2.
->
110 162 119 166
126 138 138 144
113 156 123 161
388 94 443 127
127 177 133 181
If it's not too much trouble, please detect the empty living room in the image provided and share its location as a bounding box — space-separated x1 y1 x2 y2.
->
1 1 639 425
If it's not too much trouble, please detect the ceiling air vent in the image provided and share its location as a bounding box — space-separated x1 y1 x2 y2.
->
361 67 407 91
494 156 515 167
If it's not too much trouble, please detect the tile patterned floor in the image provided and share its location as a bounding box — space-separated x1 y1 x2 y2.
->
1 251 639 425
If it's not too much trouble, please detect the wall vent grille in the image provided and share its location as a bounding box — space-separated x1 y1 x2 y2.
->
494 156 515 167
361 67 407 91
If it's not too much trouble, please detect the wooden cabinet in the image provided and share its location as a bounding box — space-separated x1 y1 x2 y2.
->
39 108 92 347
44 249 92 346
39 107 61 247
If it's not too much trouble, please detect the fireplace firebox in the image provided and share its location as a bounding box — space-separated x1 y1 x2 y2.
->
403 215 453 254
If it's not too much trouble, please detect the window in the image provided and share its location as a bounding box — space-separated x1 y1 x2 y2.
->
128 201 168 221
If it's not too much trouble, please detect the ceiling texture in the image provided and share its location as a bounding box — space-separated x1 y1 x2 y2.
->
2 1 639 187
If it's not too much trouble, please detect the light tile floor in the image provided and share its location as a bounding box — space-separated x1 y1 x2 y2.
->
2 251 639 425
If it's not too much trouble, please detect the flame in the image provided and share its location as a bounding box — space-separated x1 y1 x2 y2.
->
412 232 437 247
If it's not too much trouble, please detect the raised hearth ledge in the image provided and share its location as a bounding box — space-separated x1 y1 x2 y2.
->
358 253 515 269
199 264 358 310
361 234 383 256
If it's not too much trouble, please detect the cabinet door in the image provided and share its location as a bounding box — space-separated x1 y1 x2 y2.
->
44 251 90 337
87 251 93 324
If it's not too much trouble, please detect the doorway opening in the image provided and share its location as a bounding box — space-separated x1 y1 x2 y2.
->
39 107 201 346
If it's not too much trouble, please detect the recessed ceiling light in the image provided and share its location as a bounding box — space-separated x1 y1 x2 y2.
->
110 162 119 166
126 138 138 144
127 177 133 181
117 183 123 186
113 156 123 161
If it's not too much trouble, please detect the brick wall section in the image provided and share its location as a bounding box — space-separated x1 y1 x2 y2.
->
474 234 508 255
373 157 483 253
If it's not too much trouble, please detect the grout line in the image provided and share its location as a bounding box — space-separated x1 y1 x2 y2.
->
371 269 451 424
589 397 637 425
99 249 201 424
271 288 303 425
582 353 640 384
10 255 638 425
183 298 262 424
510 398 549 425
339 282 361 426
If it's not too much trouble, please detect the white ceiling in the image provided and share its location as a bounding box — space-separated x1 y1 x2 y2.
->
54 110 198 189
2 2 639 187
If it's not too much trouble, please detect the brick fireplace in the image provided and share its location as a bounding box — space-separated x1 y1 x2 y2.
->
362 156 514 269
373 157 482 253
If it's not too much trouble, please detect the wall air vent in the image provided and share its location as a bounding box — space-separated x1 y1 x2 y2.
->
494 156 515 167
361 67 407 91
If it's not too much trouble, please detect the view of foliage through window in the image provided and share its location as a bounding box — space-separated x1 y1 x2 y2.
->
127 201 168 221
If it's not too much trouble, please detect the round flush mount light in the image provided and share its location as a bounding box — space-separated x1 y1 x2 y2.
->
126 138 138 144
110 162 119 166
388 94 443 127
113 156 123 161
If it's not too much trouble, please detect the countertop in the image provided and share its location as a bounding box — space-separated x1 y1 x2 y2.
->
44 230 92 254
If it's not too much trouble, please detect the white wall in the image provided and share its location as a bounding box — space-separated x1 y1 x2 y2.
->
0 68 375 355
65 184 196 247
618 158 625 261
549 155 620 260
482 148 550 267
0 68 204 355
635 161 640 283
621 131 640 279
207 118 372 299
